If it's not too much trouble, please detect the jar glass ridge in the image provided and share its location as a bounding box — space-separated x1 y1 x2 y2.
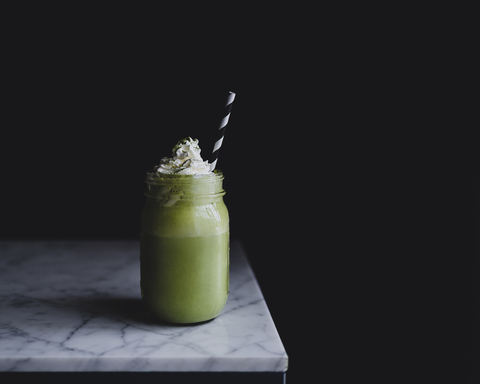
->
144 171 226 205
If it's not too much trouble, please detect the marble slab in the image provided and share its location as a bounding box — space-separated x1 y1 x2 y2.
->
0 240 288 372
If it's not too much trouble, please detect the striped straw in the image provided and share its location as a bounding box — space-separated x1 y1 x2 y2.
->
210 91 236 171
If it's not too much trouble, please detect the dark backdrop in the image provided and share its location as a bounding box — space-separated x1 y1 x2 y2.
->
0 10 326 383
0 6 424 383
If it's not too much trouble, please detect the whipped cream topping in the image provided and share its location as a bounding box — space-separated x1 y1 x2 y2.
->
155 137 211 175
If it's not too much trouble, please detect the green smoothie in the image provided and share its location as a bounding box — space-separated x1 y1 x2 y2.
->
140 143 230 324
140 232 229 323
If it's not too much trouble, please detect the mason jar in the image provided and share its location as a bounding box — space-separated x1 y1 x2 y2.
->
140 170 229 324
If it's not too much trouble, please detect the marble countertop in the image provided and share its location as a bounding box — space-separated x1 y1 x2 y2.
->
0 240 288 372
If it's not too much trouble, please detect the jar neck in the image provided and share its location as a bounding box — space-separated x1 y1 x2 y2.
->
144 171 225 204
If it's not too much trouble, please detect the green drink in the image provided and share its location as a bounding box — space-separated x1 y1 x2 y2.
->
140 138 229 324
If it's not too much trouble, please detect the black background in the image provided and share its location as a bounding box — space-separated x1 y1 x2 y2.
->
1 4 472 383
1 8 326 383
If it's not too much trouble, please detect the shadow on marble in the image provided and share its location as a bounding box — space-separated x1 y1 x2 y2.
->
70 297 216 328
71 297 151 324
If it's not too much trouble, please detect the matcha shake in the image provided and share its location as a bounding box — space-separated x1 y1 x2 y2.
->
140 138 229 324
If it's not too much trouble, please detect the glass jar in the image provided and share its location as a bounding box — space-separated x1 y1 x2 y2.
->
140 170 229 324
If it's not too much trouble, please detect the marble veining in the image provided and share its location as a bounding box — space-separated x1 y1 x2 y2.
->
0 240 288 372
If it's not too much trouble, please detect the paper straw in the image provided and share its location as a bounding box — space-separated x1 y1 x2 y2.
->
210 91 236 171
